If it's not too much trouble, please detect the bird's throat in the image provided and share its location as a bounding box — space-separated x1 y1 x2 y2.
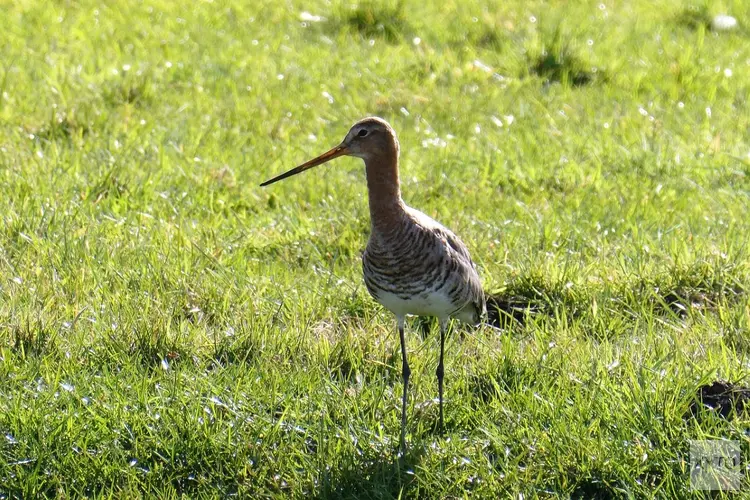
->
364 151 405 235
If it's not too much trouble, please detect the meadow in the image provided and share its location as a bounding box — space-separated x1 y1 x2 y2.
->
1 0 750 497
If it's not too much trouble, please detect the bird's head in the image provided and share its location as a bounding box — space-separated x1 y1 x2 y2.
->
260 116 399 187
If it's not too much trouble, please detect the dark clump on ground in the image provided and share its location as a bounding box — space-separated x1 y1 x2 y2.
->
674 5 711 30
529 28 603 87
686 381 750 419
343 1 410 43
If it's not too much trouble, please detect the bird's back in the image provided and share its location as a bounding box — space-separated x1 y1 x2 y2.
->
362 205 484 323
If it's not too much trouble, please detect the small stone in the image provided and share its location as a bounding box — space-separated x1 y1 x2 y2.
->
711 14 738 32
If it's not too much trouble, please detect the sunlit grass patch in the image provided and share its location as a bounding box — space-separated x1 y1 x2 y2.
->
1 0 750 496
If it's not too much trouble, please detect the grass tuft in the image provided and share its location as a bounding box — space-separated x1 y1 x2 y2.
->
489 269 588 323
210 325 262 367
530 28 602 87
343 1 410 42
103 71 153 107
31 111 90 143
637 261 746 316
8 319 56 359
469 357 537 402
674 5 712 31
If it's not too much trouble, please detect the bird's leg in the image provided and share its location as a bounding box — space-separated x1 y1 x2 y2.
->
437 318 448 434
397 315 410 453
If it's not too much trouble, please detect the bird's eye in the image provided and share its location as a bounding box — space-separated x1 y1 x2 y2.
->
357 129 369 137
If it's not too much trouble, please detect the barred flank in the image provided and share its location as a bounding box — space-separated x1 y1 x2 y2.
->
362 205 484 323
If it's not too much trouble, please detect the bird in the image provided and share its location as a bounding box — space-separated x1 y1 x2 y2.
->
260 117 484 451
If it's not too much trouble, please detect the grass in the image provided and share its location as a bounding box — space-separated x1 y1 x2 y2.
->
1 0 750 497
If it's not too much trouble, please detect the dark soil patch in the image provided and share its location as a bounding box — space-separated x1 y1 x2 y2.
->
686 381 750 419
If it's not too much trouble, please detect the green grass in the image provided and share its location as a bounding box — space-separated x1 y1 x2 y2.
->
1 0 750 497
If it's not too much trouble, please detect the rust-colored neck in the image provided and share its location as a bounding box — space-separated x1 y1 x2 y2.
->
364 145 405 236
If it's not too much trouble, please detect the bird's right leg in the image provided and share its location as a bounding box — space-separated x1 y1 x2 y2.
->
397 315 410 453
437 318 448 434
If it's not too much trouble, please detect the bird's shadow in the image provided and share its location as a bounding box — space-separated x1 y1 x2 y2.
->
313 446 425 499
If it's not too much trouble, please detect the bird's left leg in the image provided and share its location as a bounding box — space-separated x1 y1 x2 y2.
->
437 318 448 433
397 315 410 453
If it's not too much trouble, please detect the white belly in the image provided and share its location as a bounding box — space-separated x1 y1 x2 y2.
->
375 288 463 320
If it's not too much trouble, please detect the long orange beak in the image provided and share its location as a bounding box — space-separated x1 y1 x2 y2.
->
260 144 349 187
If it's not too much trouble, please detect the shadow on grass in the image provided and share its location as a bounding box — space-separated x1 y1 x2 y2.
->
315 447 424 499
484 273 586 329
485 293 544 329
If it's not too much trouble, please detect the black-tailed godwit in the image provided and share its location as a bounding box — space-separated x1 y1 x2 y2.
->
261 117 485 450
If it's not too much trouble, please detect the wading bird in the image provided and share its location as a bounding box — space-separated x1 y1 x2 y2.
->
261 117 484 450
